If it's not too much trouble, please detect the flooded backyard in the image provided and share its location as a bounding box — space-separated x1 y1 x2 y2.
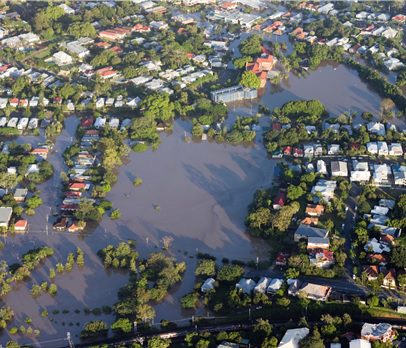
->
0 61 404 346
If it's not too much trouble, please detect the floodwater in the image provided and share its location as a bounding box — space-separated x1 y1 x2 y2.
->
0 59 404 346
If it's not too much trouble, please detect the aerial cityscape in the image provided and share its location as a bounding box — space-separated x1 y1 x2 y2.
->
0 0 404 347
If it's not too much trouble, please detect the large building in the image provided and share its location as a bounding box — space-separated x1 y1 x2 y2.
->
211 86 257 103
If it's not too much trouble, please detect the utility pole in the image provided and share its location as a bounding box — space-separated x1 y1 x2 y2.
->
67 332 74 348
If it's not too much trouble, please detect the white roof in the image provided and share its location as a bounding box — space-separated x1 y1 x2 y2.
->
350 339 371 348
278 328 309 348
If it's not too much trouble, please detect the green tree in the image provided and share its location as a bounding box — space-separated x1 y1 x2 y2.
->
195 259 216 277
217 264 244 282
300 327 324 348
148 337 171 348
287 185 305 200
240 71 261 89
239 35 262 56
111 318 132 334
141 93 175 122
181 292 199 309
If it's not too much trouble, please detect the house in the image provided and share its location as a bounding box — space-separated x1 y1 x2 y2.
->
305 204 324 217
31 147 49 160
254 277 269 293
361 323 394 343
309 249 334 268
377 141 388 156
266 278 283 293
301 217 319 225
311 180 336 202
367 254 388 266
317 160 328 175
389 143 403 156
69 182 86 191
367 122 385 136
367 142 378 155
393 165 406 186
303 144 314 158
211 86 257 103
331 161 348 177
363 265 379 281
273 191 286 210
53 217 68 231
278 328 309 348
275 252 289 266
307 237 329 250
294 224 328 242
59 3 75 14
297 282 331 301
51 51 73 66
382 269 396 288
327 144 340 155
364 238 390 254
350 161 371 183
13 188 28 202
0 207 12 228
14 219 27 233
350 339 371 348
236 278 256 295
372 164 390 185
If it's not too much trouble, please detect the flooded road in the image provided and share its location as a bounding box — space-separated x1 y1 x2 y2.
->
0 58 404 346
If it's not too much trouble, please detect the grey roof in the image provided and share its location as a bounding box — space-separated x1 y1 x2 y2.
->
0 207 12 223
295 224 328 239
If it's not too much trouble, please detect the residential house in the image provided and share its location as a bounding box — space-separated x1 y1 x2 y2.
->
361 323 394 343
367 122 385 136
277 328 309 348
275 252 289 266
331 161 348 177
307 237 329 250
309 249 334 268
30 147 49 160
382 269 396 288
294 224 328 242
236 278 256 295
301 217 319 225
201 278 216 292
377 141 388 156
350 339 371 348
266 278 283 294
317 160 328 175
311 180 336 202
254 277 269 293
389 143 403 156
0 207 12 228
350 161 371 183
14 219 27 233
363 266 379 281
273 191 286 210
367 142 378 155
51 51 73 66
13 188 28 202
296 282 331 301
305 204 325 217
327 144 340 155
372 164 390 185
393 165 406 186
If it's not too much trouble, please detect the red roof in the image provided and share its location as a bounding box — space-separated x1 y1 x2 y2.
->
69 182 86 190
81 118 93 128
15 219 27 229
283 146 292 155
273 191 286 207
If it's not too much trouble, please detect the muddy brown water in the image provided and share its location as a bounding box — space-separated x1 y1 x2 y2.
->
0 62 404 346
